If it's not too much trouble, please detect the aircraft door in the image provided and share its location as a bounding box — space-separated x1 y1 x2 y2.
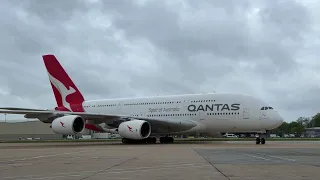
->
243 108 250 119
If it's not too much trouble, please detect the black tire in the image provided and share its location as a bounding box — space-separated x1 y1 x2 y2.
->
169 137 174 143
255 137 260 144
160 137 164 143
146 137 153 144
261 138 265 144
152 137 157 144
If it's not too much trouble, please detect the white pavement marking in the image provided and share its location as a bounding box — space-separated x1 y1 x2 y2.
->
243 153 270 161
260 154 296 162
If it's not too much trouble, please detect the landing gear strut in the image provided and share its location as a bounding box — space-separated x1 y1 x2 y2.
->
255 133 266 145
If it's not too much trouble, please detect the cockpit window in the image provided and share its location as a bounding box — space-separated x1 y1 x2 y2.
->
260 106 273 110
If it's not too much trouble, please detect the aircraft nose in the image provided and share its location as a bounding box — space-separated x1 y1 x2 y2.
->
266 111 283 130
274 111 284 127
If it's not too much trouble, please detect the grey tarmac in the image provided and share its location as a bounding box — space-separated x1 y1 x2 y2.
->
0 141 319 180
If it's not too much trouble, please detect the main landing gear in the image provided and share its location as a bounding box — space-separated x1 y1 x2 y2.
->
159 136 174 143
255 133 266 145
121 137 157 144
121 136 174 144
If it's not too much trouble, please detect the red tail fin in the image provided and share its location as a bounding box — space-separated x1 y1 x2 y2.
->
42 54 85 112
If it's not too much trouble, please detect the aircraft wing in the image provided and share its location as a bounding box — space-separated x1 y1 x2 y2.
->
0 107 49 111
0 109 197 134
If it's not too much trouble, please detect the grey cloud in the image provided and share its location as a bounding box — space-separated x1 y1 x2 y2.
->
7 0 89 23
259 0 311 41
107 0 251 59
102 0 310 78
0 0 126 99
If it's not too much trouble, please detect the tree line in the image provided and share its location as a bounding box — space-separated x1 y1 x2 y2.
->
269 113 320 137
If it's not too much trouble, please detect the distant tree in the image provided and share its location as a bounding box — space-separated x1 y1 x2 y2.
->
310 113 320 127
280 122 290 133
288 121 305 137
273 122 290 137
296 117 311 128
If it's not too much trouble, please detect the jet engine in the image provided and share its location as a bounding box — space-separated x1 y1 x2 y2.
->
51 115 85 135
118 120 151 140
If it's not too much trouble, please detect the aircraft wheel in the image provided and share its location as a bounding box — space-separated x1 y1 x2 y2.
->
261 138 265 144
143 137 151 144
159 136 174 143
152 137 157 144
169 137 174 143
255 137 260 144
122 138 128 144
160 137 165 143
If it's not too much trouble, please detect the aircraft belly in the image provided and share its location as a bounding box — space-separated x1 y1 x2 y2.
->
148 121 196 134
203 118 234 131
202 117 262 132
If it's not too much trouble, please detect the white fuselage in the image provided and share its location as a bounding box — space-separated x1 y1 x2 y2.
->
81 92 283 135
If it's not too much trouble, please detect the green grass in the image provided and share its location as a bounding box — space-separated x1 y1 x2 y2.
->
1 137 320 143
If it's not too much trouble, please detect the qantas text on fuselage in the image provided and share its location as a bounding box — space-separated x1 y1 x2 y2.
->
187 103 240 112
148 103 240 113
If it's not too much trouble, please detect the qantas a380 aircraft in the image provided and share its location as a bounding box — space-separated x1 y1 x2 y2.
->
0 55 284 145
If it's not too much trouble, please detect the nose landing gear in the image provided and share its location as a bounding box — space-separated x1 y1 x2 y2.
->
255 132 266 145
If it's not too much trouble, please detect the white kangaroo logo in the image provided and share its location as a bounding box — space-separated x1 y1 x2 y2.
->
47 72 76 111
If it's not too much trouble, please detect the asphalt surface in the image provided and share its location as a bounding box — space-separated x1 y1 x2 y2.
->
0 141 319 180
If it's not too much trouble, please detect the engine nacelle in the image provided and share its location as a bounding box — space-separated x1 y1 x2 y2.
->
118 120 151 140
51 115 85 135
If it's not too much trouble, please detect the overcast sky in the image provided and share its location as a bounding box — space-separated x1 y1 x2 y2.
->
0 0 319 122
